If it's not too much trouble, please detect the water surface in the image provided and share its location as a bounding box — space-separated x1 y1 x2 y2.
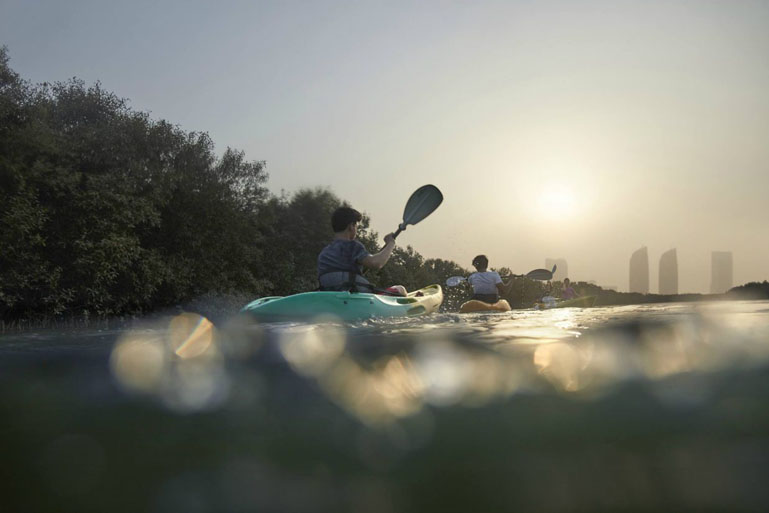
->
2 300 769 512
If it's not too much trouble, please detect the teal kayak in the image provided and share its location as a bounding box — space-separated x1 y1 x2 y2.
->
241 284 443 322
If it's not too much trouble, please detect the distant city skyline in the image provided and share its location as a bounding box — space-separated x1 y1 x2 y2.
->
659 249 678 295
711 251 734 294
629 247 650 294
545 247 739 295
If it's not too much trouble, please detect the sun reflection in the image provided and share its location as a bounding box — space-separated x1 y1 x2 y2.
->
278 323 346 377
110 334 167 394
110 313 230 412
106 301 769 427
374 355 424 415
639 324 694 378
414 340 471 407
169 312 216 359
164 358 230 412
533 342 584 392
460 352 523 406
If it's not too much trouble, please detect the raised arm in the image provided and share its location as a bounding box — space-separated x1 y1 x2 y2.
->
361 233 396 270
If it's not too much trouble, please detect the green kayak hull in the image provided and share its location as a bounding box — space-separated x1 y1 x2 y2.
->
241 284 443 322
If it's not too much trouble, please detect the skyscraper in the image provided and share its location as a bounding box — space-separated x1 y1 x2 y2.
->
659 248 678 295
629 246 649 293
710 251 733 294
545 258 568 282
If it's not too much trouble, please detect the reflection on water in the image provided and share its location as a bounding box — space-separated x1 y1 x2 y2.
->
110 312 228 412
2 301 769 512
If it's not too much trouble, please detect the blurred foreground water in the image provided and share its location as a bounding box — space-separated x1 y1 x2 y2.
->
2 300 769 512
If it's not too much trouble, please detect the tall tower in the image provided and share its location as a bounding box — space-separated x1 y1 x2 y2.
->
545 258 568 282
629 246 649 293
710 251 733 294
659 249 678 295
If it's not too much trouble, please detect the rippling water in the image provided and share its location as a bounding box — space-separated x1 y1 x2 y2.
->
2 300 769 512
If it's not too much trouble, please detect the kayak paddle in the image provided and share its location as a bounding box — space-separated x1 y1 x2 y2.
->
525 264 557 281
446 265 557 287
446 276 465 287
393 184 443 239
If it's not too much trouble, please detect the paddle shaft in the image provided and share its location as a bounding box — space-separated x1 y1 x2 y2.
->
446 268 554 287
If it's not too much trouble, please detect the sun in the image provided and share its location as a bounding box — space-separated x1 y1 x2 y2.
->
537 185 577 219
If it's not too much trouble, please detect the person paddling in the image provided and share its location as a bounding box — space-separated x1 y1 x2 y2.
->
466 255 514 304
560 278 578 300
317 206 405 295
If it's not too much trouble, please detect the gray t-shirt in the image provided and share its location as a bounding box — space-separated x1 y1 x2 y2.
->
317 239 371 277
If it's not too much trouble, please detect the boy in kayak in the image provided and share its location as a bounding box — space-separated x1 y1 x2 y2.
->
467 255 512 304
317 206 404 294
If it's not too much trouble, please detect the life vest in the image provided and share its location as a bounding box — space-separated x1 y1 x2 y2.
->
318 271 375 293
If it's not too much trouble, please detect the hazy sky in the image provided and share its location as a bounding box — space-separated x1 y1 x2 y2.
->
2 0 768 293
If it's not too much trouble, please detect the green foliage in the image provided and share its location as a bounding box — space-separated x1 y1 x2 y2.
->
0 48 271 319
727 281 769 300
256 188 346 294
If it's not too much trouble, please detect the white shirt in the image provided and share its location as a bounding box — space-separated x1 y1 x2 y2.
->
468 271 502 295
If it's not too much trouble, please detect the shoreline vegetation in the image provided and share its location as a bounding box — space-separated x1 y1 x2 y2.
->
2 47 768 328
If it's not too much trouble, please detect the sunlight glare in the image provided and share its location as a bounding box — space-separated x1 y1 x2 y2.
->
537 185 577 219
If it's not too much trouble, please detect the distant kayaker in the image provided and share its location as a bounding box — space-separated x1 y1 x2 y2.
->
561 278 578 300
467 255 512 304
317 206 405 295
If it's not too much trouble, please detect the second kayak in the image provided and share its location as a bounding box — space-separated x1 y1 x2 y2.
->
241 284 443 322
459 299 512 313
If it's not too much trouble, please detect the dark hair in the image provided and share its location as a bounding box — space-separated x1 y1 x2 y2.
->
472 254 488 269
331 206 362 232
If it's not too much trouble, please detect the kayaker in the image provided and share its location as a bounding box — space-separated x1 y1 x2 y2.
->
317 206 404 295
534 281 557 309
561 278 578 299
466 255 512 304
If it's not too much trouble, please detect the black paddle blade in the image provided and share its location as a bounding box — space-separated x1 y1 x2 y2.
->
446 276 466 287
392 184 443 238
402 184 443 227
525 268 554 280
